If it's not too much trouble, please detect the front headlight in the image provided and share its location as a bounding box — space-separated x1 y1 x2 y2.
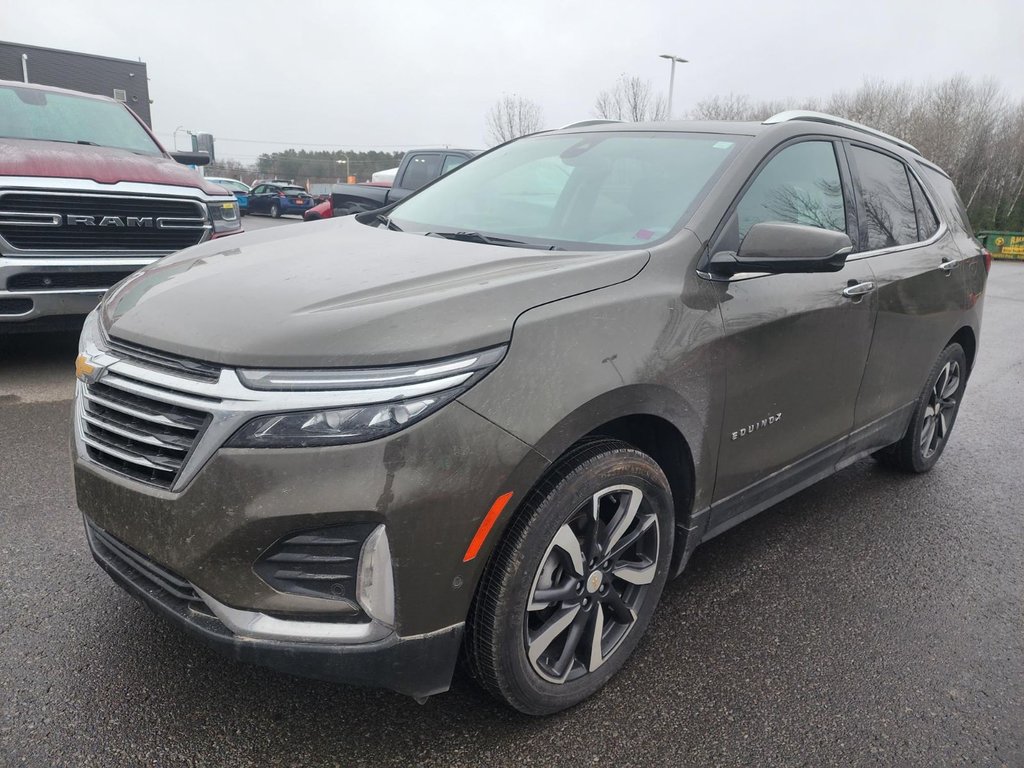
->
207 199 241 234
226 346 505 448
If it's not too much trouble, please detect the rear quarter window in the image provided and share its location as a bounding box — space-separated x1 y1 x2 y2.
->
919 164 974 237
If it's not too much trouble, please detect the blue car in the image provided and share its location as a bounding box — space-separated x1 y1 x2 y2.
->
248 182 315 218
205 177 251 215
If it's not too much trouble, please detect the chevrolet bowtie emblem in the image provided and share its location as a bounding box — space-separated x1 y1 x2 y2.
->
75 354 95 380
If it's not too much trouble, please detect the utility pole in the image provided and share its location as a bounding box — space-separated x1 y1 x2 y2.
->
658 53 688 118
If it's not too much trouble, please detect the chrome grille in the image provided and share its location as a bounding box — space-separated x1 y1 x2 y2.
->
80 378 209 489
0 191 208 252
105 337 222 383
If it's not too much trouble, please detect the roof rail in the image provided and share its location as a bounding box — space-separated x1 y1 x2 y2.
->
763 110 920 156
558 119 622 130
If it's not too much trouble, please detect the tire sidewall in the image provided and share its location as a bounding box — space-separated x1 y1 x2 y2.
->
489 449 674 714
905 343 967 472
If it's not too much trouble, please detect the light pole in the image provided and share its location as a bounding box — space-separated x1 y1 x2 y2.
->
336 156 349 184
659 53 688 119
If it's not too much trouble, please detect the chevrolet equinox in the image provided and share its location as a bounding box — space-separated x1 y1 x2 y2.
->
72 112 988 714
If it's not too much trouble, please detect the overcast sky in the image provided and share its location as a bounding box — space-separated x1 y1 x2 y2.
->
3 0 1022 163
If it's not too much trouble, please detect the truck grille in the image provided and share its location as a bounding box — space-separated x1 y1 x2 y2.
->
0 192 208 252
6 269 137 292
80 378 210 489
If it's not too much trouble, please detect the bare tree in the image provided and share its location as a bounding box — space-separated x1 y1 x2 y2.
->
485 95 544 145
689 76 1024 232
594 75 669 122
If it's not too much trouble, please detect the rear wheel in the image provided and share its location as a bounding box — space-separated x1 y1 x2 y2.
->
270 201 281 218
466 440 674 715
874 343 967 473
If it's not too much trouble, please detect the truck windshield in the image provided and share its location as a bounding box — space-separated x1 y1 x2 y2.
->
389 131 748 250
0 84 162 156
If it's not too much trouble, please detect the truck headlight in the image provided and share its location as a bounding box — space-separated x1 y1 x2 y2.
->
207 200 241 234
226 346 505 448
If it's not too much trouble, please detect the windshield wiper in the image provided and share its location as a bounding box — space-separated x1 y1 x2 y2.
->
375 213 402 231
425 231 563 250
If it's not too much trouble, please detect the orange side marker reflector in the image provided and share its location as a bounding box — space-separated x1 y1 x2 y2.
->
463 492 514 562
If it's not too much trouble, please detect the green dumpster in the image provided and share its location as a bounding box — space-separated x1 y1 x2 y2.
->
977 231 1024 261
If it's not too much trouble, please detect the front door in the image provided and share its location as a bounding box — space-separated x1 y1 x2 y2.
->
706 139 876 531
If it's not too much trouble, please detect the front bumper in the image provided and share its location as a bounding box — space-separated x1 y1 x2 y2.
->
85 516 463 698
0 256 155 325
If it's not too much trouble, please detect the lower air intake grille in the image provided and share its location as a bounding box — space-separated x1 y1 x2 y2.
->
80 379 208 489
86 519 202 603
6 270 137 292
254 524 376 602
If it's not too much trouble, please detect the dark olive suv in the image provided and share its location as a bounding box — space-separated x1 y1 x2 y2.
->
72 112 988 714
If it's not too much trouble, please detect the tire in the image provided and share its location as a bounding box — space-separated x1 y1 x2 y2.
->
270 202 281 219
874 343 968 473
465 440 675 715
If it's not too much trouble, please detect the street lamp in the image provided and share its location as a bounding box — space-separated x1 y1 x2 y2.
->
336 155 350 184
658 53 688 119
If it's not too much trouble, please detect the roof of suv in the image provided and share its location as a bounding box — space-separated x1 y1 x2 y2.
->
552 111 949 177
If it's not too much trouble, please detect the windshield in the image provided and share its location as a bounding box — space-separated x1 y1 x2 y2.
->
0 84 162 156
389 131 747 249
212 179 250 193
282 186 308 195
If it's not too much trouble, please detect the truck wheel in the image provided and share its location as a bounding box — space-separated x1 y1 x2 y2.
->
466 440 674 715
874 343 967 473
270 202 281 219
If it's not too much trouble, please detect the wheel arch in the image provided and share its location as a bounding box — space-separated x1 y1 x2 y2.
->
948 325 977 374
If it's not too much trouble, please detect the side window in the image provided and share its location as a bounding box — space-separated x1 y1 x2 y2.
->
849 146 918 250
919 165 974 237
251 185 265 195
400 153 442 190
441 154 467 175
908 173 939 241
735 141 846 240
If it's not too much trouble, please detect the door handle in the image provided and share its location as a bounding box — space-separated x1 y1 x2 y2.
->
842 281 875 298
940 257 960 272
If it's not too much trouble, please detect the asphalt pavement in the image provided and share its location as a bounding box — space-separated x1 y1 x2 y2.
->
1 255 1022 767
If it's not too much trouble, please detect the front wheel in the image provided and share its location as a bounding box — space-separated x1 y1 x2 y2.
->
874 343 967 473
466 440 674 715
270 202 281 218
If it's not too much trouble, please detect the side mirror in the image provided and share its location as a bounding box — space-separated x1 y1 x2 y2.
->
708 222 853 277
170 150 211 167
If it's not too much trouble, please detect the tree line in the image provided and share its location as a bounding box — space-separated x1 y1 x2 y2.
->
486 75 1024 232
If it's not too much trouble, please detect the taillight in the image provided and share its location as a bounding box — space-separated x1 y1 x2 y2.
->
982 248 992 274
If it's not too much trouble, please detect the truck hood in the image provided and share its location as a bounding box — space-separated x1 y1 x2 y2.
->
100 217 650 367
0 139 229 195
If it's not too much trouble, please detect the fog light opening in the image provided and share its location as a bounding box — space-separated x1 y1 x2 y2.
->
356 525 395 627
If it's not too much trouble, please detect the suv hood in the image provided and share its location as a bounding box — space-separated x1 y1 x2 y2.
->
0 139 229 195
101 217 650 367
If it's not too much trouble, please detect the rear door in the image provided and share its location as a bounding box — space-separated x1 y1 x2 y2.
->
841 143 968 459
391 153 443 201
707 138 877 529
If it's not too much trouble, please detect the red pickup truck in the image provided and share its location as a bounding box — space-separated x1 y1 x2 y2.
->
0 79 241 332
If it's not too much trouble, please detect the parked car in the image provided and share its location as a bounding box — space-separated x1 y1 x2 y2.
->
72 112 988 715
0 79 241 332
304 149 478 221
248 183 314 217
205 177 251 215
